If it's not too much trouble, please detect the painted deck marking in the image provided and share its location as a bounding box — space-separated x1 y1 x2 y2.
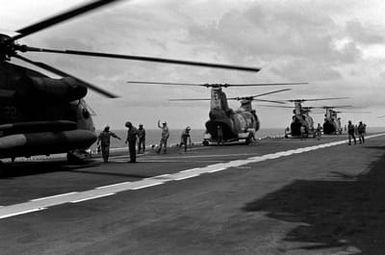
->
31 192 79 202
0 133 384 220
70 193 115 203
0 208 46 220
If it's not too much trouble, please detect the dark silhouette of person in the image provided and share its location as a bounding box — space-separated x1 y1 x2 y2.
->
97 126 121 163
358 121 365 144
125 121 138 163
137 124 146 154
217 125 224 145
157 120 169 153
347 120 356 145
179 126 192 152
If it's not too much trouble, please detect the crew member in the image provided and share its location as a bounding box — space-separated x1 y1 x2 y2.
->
179 126 192 152
300 125 306 139
125 121 138 163
347 120 356 145
358 121 365 144
315 123 322 140
217 125 224 145
157 120 169 153
97 126 121 163
137 124 146 154
284 126 290 138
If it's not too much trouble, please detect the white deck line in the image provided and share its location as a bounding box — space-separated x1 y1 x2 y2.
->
0 133 384 220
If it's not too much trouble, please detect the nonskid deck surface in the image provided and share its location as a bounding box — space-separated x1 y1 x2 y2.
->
1 133 385 255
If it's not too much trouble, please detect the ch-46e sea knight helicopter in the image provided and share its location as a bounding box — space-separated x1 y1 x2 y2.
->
287 98 350 137
322 105 352 135
127 81 307 144
262 97 348 137
0 0 265 166
322 106 371 135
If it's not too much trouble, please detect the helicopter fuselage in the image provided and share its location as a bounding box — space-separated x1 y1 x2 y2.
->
323 109 341 135
203 88 259 144
0 62 97 160
290 102 314 137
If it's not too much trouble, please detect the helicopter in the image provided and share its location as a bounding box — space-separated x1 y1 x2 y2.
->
321 105 352 135
261 97 349 137
322 107 371 135
127 81 307 144
0 0 265 165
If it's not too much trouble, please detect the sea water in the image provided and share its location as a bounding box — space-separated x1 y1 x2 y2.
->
98 126 385 149
96 128 285 149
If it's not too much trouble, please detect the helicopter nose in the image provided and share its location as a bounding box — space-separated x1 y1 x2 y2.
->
28 76 87 101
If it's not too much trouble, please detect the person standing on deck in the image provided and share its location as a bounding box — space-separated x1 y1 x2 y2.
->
179 126 192 152
157 120 169 153
358 121 365 144
137 124 146 154
125 121 139 163
97 126 121 163
348 120 356 145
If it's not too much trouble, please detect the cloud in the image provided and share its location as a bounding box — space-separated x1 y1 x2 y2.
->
345 20 385 45
185 1 366 84
5 0 385 128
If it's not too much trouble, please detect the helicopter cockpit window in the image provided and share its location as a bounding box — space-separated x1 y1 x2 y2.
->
82 108 90 119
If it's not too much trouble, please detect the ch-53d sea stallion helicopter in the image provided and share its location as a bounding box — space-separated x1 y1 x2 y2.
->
127 81 307 144
0 0 267 168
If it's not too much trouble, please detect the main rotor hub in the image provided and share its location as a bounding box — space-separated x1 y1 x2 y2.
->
0 34 27 62
0 34 15 62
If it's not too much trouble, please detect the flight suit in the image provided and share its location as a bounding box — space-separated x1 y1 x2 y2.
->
97 130 119 163
179 128 191 152
126 126 138 163
137 127 146 153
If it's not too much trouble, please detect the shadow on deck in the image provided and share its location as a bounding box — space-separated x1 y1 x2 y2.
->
243 145 385 254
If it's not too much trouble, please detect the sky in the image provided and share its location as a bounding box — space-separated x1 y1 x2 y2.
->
2 0 385 129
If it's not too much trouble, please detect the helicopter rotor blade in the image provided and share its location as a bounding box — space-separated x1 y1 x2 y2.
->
227 89 290 103
127 81 202 86
225 82 307 87
252 99 287 104
321 105 353 109
11 0 122 41
286 97 349 102
257 105 293 109
250 88 291 98
337 111 371 114
169 98 210 101
22 47 261 72
14 54 117 98
127 81 306 87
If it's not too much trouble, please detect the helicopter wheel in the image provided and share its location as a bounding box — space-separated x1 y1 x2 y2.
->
245 133 254 145
0 161 7 178
202 140 209 146
67 150 91 164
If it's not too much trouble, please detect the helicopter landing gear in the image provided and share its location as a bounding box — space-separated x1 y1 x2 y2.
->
0 161 6 178
202 140 209 146
67 150 92 164
245 132 255 145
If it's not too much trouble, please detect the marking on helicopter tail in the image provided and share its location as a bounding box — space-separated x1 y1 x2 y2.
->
0 133 384 220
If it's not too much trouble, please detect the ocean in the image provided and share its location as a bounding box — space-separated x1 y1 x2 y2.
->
96 126 385 150
95 128 285 149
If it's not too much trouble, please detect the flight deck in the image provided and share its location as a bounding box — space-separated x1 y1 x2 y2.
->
1 134 385 254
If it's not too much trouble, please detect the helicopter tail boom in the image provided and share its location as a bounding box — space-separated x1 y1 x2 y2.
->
0 129 96 158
